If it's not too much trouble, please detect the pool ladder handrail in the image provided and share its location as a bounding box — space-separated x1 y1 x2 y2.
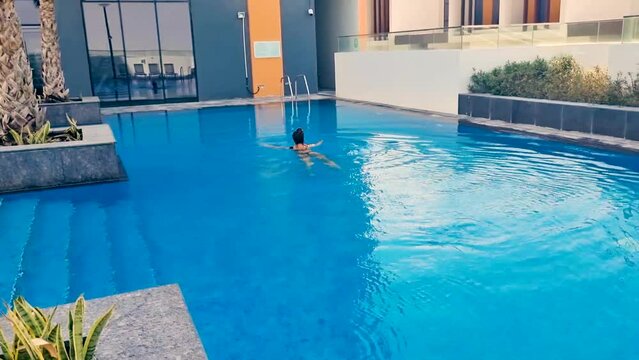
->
294 74 311 100
280 75 294 99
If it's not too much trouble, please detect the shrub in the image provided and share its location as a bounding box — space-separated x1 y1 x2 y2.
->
469 55 639 107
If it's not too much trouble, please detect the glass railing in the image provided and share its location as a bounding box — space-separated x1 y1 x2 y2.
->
337 16 639 52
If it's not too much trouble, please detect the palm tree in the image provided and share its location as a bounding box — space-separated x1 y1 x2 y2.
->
0 0 46 144
33 0 69 102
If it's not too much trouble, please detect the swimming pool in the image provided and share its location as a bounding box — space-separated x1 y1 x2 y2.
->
1 100 638 359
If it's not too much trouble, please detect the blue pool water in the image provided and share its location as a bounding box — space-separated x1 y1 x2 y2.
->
1 100 638 359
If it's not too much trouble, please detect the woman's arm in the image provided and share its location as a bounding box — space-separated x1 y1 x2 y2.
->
307 140 324 148
260 143 289 150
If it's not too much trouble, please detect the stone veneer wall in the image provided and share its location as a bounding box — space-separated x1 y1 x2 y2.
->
40 96 102 128
0 124 126 194
459 94 639 141
1 285 208 359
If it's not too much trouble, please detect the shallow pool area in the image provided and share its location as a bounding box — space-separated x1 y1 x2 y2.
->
1 100 638 359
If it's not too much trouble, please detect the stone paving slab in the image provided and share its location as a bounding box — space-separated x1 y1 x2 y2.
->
460 116 639 154
1 285 207 360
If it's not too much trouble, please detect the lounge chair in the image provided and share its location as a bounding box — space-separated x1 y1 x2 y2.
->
164 63 177 79
148 63 161 78
133 63 146 79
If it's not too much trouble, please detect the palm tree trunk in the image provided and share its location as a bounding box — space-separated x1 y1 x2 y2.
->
0 0 46 144
39 0 69 102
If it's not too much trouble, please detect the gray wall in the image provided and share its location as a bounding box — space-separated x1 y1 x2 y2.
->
315 0 359 90
55 0 320 101
280 0 318 93
190 0 250 100
56 0 93 98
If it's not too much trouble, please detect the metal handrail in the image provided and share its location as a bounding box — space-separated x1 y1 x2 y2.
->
293 74 310 99
280 75 293 99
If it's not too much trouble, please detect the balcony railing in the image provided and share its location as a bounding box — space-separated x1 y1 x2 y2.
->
337 15 639 52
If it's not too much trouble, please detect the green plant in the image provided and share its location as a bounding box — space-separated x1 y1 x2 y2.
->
0 296 114 360
8 121 51 145
468 55 639 107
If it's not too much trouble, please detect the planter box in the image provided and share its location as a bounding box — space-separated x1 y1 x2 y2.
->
0 124 126 194
459 94 639 140
40 96 101 127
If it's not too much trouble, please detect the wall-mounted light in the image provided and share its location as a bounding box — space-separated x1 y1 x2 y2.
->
308 0 314 16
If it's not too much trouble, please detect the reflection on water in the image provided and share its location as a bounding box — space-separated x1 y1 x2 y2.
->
0 100 638 359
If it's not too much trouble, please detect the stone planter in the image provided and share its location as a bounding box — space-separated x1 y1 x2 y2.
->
40 96 101 128
459 94 639 141
0 124 126 194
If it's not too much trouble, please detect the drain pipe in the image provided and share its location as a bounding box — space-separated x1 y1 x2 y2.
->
238 12 262 95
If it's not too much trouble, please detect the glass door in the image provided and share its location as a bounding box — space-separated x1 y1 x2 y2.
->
82 0 197 105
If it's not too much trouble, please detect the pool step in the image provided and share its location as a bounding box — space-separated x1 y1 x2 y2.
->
0 198 39 303
68 202 117 301
105 200 157 293
12 200 73 307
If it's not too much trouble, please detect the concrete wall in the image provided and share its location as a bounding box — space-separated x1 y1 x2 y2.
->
335 43 639 114
315 0 359 90
190 0 250 100
281 0 319 93
561 0 639 22
56 0 93 98
390 0 443 32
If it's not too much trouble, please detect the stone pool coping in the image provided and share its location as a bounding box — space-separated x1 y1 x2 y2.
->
101 94 328 115
1 285 207 360
460 116 639 154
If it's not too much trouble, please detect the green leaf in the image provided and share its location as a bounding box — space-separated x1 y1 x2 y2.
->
72 296 85 360
0 326 14 359
67 310 74 359
13 297 43 337
81 305 114 360
53 326 69 360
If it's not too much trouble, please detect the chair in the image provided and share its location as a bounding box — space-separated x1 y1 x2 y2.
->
133 63 146 79
148 63 161 78
163 63 177 79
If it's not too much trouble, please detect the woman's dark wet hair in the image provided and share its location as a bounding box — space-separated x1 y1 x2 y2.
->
292 128 305 145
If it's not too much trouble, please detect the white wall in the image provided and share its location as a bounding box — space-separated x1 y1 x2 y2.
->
390 0 443 32
335 43 639 114
561 0 638 22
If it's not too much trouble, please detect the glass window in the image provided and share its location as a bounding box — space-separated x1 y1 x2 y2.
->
15 0 40 26
156 2 197 99
83 2 129 102
81 0 196 104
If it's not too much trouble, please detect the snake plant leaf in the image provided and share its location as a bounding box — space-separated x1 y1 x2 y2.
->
0 326 15 359
53 325 69 360
13 297 43 337
81 305 114 360
72 296 85 360
38 306 58 342
67 310 74 359
6 310 45 360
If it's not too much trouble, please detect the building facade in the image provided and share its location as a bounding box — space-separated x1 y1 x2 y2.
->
17 0 319 106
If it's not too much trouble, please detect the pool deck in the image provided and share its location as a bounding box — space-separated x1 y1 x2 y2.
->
101 94 639 154
101 94 327 115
